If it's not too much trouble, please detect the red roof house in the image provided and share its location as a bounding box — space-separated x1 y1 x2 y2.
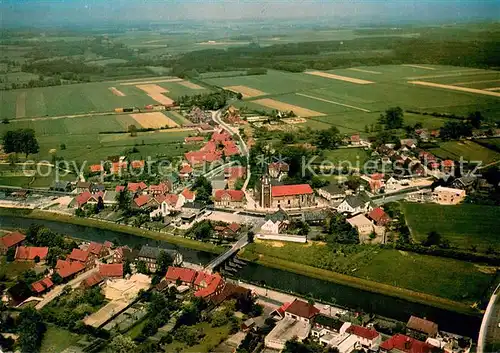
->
165 266 197 284
89 164 104 173
128 182 148 193
69 248 90 262
346 324 380 341
284 299 320 321
82 273 104 288
224 166 246 180
179 164 193 176
368 207 391 226
271 184 313 197
194 272 225 299
31 277 54 294
99 263 123 278
214 190 245 203
15 246 49 261
441 160 454 168
88 242 107 257
181 188 196 202
185 136 205 144
56 260 86 278
75 191 93 208
130 160 145 169
134 194 152 208
0 231 26 252
115 185 126 192
211 131 232 142
380 334 437 353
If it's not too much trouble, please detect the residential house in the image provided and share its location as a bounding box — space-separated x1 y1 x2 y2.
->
224 166 246 189
31 277 54 295
451 175 477 192
415 129 429 141
301 209 332 225
179 165 193 179
81 273 104 289
56 260 86 279
346 325 381 350
76 181 91 193
268 162 289 180
89 164 104 174
137 246 182 273
214 222 241 239
441 160 455 171
406 316 438 339
400 139 417 149
193 272 225 299
130 160 145 170
260 219 287 234
351 134 361 146
184 136 205 144
385 176 400 191
73 191 103 208
179 188 196 205
90 183 105 194
432 186 466 205
337 193 372 214
112 246 131 263
284 299 320 323
148 182 171 196
127 182 148 194
99 263 124 279
347 214 374 236
68 248 96 269
14 246 48 262
318 183 345 203
214 189 245 208
88 242 109 259
184 150 222 167
368 207 391 226
319 333 359 353
0 231 26 254
133 194 153 209
311 315 346 338
165 266 197 285
150 194 180 219
380 334 437 353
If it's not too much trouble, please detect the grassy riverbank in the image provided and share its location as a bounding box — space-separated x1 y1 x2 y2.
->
0 208 224 254
239 241 491 315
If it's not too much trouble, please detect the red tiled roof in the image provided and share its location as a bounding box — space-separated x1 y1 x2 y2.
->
223 141 240 156
371 173 385 180
166 266 197 283
184 151 222 165
89 164 104 173
194 273 224 298
214 189 245 202
69 248 90 262
31 277 54 293
200 141 217 153
368 207 390 225
131 160 145 169
181 188 195 201
442 160 454 167
271 184 313 197
88 242 103 256
380 334 436 353
228 222 241 233
211 131 232 142
285 299 320 319
346 325 380 340
163 193 179 207
75 191 92 207
15 246 48 261
83 273 104 288
56 260 85 278
134 194 152 207
351 134 361 142
115 185 126 192
185 136 205 143
99 263 123 278
179 165 193 174
0 231 26 248
149 182 169 194
128 182 148 192
277 302 292 316
111 161 128 174
104 241 113 248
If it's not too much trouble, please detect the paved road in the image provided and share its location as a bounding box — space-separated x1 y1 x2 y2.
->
477 284 500 353
35 267 99 310
205 235 248 272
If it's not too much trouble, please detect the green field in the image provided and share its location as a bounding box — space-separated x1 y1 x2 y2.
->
162 322 232 353
201 65 500 132
242 240 495 304
40 325 81 353
403 203 500 251
429 140 500 165
319 148 369 167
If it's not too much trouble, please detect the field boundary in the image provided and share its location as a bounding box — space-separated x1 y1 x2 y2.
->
348 68 381 74
120 78 183 86
253 98 325 117
296 93 371 112
15 91 26 118
408 81 500 98
402 64 436 70
407 71 496 80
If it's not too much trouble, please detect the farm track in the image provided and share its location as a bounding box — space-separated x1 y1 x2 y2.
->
296 93 371 112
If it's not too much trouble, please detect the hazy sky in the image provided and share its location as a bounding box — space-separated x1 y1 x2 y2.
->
1 0 499 27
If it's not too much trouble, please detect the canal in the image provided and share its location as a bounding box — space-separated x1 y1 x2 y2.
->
0 215 482 338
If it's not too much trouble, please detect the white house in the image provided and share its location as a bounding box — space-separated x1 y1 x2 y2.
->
318 183 345 203
385 177 400 191
337 193 372 214
346 325 381 350
260 219 285 234
347 214 374 236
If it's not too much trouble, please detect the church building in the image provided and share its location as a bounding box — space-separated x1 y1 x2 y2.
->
258 175 315 209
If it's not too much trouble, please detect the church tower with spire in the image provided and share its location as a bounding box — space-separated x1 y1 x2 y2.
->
260 174 272 208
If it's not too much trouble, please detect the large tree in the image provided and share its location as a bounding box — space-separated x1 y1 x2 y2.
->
378 107 404 130
315 126 341 150
2 129 39 158
108 334 137 353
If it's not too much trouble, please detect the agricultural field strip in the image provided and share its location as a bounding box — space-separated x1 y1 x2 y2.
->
129 112 178 129
296 93 371 112
402 64 437 70
15 91 26 118
224 85 267 98
406 70 494 80
348 68 382 74
306 71 375 84
177 81 205 89
109 87 126 96
120 78 183 86
252 98 325 117
408 81 500 98
484 87 500 91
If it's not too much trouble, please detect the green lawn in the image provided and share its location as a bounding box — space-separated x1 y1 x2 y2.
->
429 140 500 165
40 325 81 353
402 203 500 251
163 322 232 353
320 148 370 167
241 240 495 304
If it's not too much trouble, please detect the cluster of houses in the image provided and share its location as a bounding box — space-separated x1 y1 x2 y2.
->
0 228 183 306
265 298 470 353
